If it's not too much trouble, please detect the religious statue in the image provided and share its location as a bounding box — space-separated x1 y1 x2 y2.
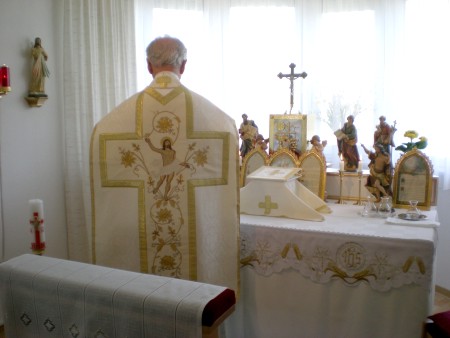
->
254 134 269 153
239 114 258 157
361 143 391 201
309 135 327 160
374 116 396 155
335 115 360 171
29 37 50 97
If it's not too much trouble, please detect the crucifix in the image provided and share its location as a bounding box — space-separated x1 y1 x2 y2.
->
277 63 307 114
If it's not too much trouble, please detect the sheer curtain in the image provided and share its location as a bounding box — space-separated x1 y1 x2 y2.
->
62 0 137 261
135 0 450 189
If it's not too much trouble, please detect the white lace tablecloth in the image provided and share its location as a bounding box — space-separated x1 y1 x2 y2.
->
240 204 437 292
224 204 438 338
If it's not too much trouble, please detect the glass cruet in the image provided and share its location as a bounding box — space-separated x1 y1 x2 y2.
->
362 195 378 217
407 200 421 216
377 196 392 218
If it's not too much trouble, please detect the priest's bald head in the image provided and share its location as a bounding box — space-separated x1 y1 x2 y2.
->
146 36 187 78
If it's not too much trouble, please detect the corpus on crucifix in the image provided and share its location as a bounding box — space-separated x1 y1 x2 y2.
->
277 63 307 114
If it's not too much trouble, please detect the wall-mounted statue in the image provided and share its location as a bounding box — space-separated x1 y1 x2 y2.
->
29 37 50 97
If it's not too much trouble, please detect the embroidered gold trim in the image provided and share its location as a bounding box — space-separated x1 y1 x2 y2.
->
95 92 148 271
144 86 184 105
156 75 172 88
93 86 231 281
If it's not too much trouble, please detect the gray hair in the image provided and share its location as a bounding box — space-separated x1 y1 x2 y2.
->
146 36 187 68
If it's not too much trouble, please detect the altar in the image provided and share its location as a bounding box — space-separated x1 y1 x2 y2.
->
226 204 438 338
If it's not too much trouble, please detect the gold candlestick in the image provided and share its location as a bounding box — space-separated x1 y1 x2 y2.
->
354 170 363 206
337 170 345 204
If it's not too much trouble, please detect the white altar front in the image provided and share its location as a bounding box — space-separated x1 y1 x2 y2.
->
227 204 438 338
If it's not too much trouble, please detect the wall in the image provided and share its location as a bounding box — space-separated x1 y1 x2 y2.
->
0 0 67 261
0 0 449 292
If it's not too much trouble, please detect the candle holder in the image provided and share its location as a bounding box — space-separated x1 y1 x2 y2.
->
354 170 363 206
29 212 46 255
337 170 345 204
0 64 11 98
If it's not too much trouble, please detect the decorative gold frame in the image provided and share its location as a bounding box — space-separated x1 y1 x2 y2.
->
392 149 434 210
298 150 327 200
267 148 299 168
240 148 269 187
269 114 307 155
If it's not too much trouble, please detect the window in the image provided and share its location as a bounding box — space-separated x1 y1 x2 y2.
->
135 0 450 187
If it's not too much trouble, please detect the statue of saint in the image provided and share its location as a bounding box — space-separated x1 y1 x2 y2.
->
309 135 327 160
361 143 391 201
239 114 258 157
29 37 50 97
336 115 360 171
374 116 396 155
254 134 269 153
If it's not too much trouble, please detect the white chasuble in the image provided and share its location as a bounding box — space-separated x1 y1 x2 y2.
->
90 72 240 291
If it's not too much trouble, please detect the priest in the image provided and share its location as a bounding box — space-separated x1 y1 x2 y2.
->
90 36 240 292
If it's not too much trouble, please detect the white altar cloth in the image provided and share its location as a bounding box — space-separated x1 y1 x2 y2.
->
226 204 437 338
0 254 231 338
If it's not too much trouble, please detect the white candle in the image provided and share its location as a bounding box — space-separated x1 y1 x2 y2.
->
29 199 44 219
29 199 46 253
339 160 345 171
358 161 363 172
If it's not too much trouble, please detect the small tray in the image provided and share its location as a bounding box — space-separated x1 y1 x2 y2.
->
397 213 427 221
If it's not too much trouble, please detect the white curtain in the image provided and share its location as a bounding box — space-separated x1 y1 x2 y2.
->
62 0 137 261
135 0 450 188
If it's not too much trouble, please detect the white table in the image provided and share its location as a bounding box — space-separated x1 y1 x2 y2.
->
226 204 438 338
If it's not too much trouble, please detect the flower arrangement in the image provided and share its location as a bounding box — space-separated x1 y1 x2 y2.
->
395 130 428 153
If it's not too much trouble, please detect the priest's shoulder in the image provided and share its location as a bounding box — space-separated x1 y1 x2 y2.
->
96 92 140 126
189 90 236 130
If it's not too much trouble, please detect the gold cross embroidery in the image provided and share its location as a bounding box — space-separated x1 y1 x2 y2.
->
95 86 230 280
156 75 172 88
258 195 278 214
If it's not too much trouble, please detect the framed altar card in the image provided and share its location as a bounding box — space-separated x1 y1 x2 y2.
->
298 150 327 200
247 166 302 182
240 148 269 187
392 149 433 210
268 148 299 168
269 114 307 155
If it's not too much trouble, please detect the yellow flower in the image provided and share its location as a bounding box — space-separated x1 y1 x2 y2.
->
404 130 418 140
395 130 428 153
